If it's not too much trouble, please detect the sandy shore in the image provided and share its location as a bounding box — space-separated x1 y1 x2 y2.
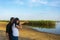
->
0 22 60 40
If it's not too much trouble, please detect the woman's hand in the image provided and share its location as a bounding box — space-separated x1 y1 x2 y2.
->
16 24 22 30
16 25 20 29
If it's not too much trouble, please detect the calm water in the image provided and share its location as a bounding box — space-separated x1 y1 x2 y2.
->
32 22 60 34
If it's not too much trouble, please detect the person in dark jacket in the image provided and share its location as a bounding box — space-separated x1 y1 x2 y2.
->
6 17 14 40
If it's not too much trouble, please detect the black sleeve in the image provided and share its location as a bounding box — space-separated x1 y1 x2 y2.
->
6 24 9 33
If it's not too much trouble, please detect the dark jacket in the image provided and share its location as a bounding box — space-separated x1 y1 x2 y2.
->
6 23 13 35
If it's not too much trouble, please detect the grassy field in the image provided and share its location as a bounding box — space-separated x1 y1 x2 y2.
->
23 20 56 28
0 21 60 40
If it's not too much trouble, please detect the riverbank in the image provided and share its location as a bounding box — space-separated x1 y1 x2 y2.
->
0 22 60 40
20 25 60 40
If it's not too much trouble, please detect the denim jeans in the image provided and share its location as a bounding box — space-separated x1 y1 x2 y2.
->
12 36 18 40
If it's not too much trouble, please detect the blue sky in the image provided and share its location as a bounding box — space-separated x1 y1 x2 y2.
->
0 0 60 21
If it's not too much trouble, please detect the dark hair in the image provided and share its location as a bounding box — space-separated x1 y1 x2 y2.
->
6 17 14 34
13 18 20 26
9 17 14 24
10 17 14 21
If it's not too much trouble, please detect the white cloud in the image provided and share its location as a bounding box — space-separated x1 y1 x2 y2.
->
39 1 48 4
31 0 48 4
4 0 60 7
28 0 48 7
32 0 37 2
30 0 60 7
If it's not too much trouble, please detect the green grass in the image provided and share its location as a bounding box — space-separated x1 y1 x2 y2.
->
23 20 56 28
0 20 56 28
0 20 9 22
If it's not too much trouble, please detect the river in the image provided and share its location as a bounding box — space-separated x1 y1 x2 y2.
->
31 22 60 34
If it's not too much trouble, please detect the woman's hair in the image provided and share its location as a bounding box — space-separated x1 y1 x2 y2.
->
9 17 14 24
13 18 20 26
10 17 14 21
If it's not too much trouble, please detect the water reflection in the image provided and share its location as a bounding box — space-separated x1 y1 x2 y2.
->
23 21 56 29
31 23 56 29
31 23 60 34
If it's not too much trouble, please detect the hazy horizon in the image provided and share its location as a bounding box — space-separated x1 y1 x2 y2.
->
0 0 60 21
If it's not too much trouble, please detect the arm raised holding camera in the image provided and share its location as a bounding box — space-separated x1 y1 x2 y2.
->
16 24 22 30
